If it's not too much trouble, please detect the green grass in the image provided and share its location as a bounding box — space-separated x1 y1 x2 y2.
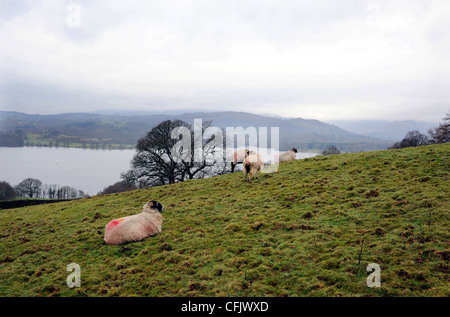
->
1 144 449 297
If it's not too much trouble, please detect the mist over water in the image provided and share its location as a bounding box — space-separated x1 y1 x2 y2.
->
0 147 318 195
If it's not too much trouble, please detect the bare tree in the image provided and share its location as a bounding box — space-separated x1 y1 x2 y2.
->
122 119 226 188
122 120 189 187
428 111 450 144
43 184 85 199
14 178 42 198
178 120 226 180
43 184 58 199
77 190 86 198
389 130 429 149
56 186 79 199
321 145 341 156
0 181 16 200
98 181 137 195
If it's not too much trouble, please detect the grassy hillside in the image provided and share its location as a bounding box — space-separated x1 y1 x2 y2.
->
0 144 448 297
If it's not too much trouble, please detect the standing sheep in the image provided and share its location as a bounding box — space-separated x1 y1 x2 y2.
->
276 147 298 163
104 200 164 245
231 149 254 172
243 153 264 182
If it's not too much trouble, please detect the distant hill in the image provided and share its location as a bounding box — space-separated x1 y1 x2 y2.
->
330 120 436 141
367 120 435 141
1 143 449 296
0 111 390 152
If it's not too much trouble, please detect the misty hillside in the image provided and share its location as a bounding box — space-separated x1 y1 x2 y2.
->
0 111 390 151
367 121 435 141
330 120 436 141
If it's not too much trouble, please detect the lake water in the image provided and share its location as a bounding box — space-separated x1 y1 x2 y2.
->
0 147 135 196
0 147 318 195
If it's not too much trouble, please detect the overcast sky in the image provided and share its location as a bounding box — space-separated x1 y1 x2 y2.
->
0 0 449 121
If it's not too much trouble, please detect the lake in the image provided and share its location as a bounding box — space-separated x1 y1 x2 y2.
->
0 147 318 195
0 147 135 196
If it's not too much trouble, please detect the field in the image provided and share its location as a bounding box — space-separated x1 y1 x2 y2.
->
0 144 449 297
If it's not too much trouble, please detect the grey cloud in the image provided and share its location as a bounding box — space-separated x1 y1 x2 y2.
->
0 0 449 122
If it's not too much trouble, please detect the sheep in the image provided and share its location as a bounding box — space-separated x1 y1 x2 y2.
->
243 153 264 182
276 147 298 163
231 149 255 172
104 200 164 245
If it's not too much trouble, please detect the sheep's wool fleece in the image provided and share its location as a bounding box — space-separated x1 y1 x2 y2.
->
278 150 296 163
243 153 264 180
244 153 264 168
233 149 249 163
104 209 162 245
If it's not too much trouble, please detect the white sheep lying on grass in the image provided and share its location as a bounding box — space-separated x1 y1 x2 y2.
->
104 200 164 245
243 153 264 182
276 147 298 163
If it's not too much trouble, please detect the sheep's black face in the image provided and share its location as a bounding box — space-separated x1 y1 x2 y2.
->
292 147 298 153
150 200 165 212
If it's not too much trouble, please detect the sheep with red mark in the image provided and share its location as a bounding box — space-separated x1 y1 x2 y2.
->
104 200 164 245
